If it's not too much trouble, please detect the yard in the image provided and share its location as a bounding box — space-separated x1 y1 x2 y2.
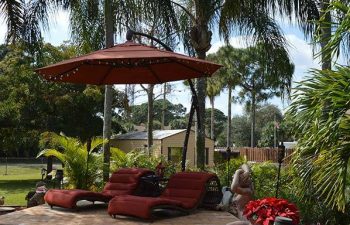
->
0 164 61 206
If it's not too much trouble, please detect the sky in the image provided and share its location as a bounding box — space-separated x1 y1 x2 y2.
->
0 10 322 116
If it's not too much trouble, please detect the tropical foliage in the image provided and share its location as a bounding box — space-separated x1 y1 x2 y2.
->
316 1 350 62
130 99 186 127
37 132 105 190
287 67 350 212
111 149 175 177
209 44 294 147
0 43 125 157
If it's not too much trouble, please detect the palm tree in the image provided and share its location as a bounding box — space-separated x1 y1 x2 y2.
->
287 67 350 213
0 0 23 43
209 46 244 148
171 0 320 168
241 45 294 147
206 75 222 140
287 1 350 214
316 1 350 64
210 44 293 147
2 0 320 171
38 132 105 189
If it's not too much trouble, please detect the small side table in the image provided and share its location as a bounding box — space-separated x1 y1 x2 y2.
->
140 175 168 197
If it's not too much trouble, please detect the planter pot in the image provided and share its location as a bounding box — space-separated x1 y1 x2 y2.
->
274 217 293 225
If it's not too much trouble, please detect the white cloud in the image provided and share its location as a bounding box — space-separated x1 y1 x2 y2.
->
208 36 253 54
42 10 70 45
285 34 320 83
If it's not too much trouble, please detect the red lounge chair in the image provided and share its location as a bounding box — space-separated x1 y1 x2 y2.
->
108 171 221 219
44 168 153 209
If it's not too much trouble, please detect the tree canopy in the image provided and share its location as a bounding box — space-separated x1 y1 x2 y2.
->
0 43 124 157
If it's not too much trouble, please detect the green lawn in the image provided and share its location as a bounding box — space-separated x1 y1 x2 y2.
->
0 164 60 206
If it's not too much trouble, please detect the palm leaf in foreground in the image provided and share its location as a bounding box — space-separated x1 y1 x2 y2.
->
37 132 103 190
287 66 350 211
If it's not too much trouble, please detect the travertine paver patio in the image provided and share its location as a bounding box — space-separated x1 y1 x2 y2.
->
0 203 239 225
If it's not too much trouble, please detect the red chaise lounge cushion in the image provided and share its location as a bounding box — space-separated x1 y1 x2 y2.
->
44 168 153 209
108 171 216 219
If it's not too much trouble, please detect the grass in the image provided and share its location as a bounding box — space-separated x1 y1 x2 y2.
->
0 164 61 206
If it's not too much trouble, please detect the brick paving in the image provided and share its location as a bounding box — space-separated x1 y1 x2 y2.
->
0 203 239 225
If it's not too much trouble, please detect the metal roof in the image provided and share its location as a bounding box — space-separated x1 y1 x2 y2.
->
113 129 186 140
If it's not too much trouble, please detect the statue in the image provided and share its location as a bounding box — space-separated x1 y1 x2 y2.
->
26 181 47 208
227 164 254 225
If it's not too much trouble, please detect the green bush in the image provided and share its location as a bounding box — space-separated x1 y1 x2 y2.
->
249 162 350 224
251 162 277 199
37 132 104 190
209 156 246 187
110 148 177 178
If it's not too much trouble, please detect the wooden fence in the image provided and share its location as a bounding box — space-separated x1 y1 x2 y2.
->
238 147 294 164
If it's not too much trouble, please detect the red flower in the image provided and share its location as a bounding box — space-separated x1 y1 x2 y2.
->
243 197 300 225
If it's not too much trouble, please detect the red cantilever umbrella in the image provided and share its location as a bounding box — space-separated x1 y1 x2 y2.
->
36 39 221 171
36 41 221 84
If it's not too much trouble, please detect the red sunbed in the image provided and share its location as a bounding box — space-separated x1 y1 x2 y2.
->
107 171 220 219
44 168 153 209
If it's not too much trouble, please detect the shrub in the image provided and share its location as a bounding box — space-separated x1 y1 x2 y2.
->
37 132 104 190
251 162 277 199
210 156 246 187
110 148 177 178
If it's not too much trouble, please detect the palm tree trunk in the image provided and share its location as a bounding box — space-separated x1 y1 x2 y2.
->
46 156 53 177
227 86 232 148
147 84 154 155
190 20 211 170
196 76 206 170
320 0 332 70
102 0 114 182
251 91 256 147
210 96 215 140
85 138 92 189
162 83 166 130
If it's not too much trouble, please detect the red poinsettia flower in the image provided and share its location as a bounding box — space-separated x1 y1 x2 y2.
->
243 197 300 225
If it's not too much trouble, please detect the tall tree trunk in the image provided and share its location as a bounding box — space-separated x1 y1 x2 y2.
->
85 138 92 189
251 91 256 147
210 96 214 140
320 0 332 70
190 21 211 170
227 86 232 148
46 156 53 177
196 76 206 169
161 83 166 130
102 0 114 182
147 84 154 155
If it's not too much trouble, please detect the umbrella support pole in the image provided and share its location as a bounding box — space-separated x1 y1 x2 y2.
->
181 79 200 171
126 30 203 171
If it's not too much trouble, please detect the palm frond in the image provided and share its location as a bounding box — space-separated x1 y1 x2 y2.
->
220 1 286 51
316 1 350 61
37 148 65 162
88 137 105 154
0 0 24 43
286 66 350 211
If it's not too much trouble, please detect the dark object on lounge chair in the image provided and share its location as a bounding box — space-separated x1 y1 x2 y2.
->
44 168 154 209
108 171 222 219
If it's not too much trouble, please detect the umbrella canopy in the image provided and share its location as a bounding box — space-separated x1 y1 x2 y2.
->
36 41 221 85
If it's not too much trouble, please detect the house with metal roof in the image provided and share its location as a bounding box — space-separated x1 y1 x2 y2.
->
110 129 214 167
